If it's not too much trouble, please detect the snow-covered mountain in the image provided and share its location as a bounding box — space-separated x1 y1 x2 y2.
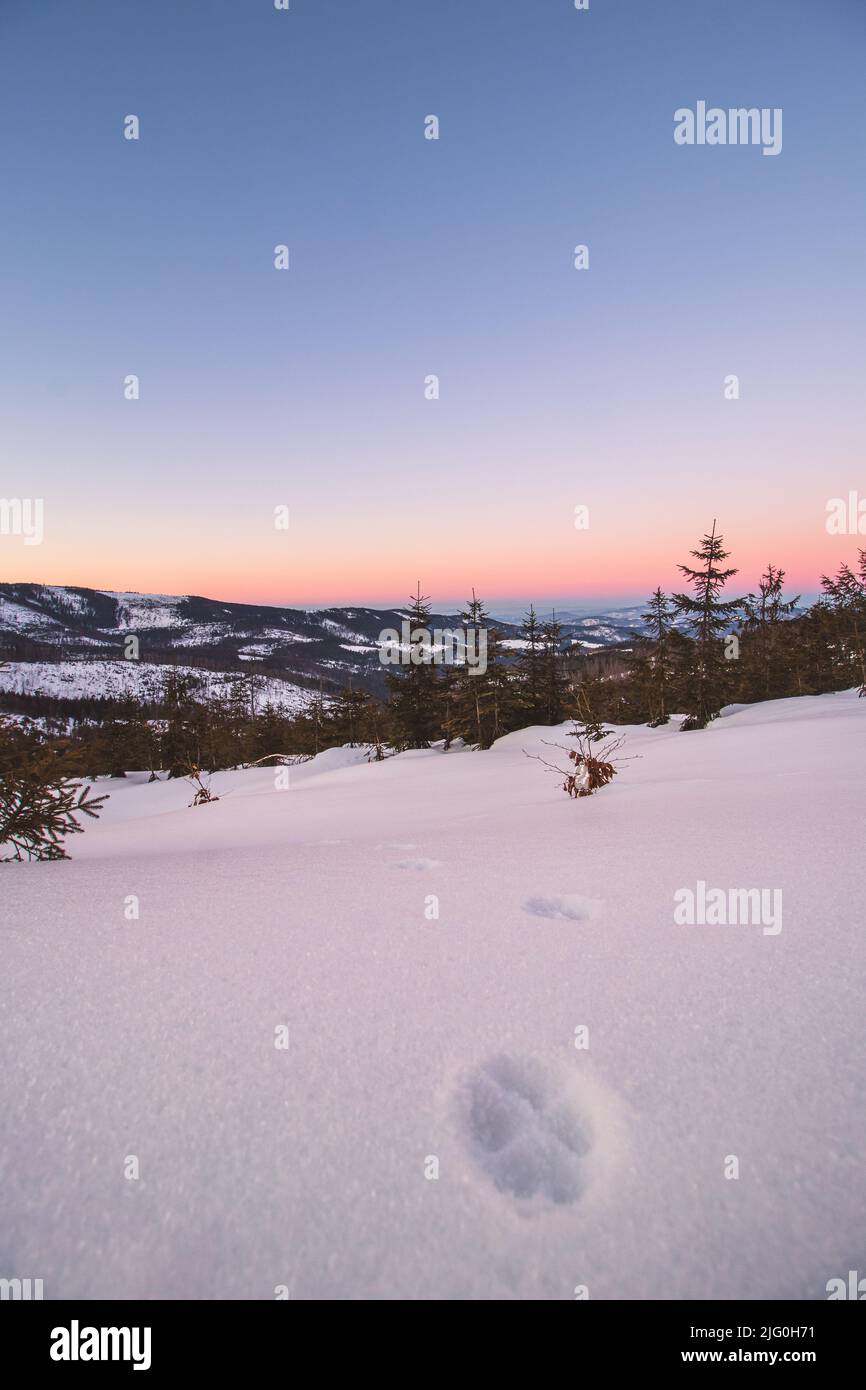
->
0 583 648 656
0 583 647 706
0 584 464 705
0 584 444 671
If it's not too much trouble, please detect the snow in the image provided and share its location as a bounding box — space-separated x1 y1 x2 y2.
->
1 690 864 1300
0 660 316 715
321 617 367 642
103 594 186 630
41 586 92 616
260 629 315 643
237 644 274 659
166 624 231 647
0 596 62 632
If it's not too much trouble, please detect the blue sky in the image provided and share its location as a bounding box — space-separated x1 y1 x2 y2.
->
1 0 863 607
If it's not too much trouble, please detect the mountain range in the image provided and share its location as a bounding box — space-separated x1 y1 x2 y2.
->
0 583 647 707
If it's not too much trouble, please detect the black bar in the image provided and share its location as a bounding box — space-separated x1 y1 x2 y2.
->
2 1299 861 1375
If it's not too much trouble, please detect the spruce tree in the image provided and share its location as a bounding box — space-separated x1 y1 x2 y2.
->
328 685 371 747
447 590 504 749
303 683 330 756
93 698 157 777
673 521 745 729
636 587 680 725
539 612 568 724
788 600 835 696
516 604 546 723
220 680 257 767
438 659 462 750
460 589 492 747
160 669 208 777
572 684 611 743
820 552 866 694
246 701 294 765
0 715 107 861
486 619 516 743
741 564 799 701
385 584 442 749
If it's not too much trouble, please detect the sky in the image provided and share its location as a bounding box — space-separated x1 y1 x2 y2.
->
1 0 864 610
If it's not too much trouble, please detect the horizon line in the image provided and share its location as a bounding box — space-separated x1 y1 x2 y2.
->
0 576 822 616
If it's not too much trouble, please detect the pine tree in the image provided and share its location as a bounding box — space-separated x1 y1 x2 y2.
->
328 684 371 747
160 669 206 776
461 589 492 746
741 564 799 700
486 625 516 743
516 604 546 723
301 684 330 756
215 681 256 768
385 584 442 749
245 701 295 765
787 600 836 696
673 522 745 729
0 715 107 861
438 660 462 750
92 699 158 778
444 586 511 750
571 684 611 743
820 552 866 694
634 587 680 725
539 612 568 724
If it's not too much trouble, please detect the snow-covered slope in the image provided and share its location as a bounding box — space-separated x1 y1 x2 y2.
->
0 583 490 658
1 691 863 1299
0 584 517 700
0 660 316 714
0 582 650 667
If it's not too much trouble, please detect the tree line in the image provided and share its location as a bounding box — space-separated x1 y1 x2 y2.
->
2 525 864 857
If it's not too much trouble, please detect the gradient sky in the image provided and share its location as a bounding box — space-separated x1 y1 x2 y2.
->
1 0 864 609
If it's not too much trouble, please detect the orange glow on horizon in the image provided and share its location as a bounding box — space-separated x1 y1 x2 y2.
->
3 527 843 611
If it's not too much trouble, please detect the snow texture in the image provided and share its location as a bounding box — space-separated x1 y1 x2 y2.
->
0 691 864 1299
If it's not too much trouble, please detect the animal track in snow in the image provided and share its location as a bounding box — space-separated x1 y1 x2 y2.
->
454 1054 627 1206
522 893 603 922
456 1055 594 1204
393 857 441 871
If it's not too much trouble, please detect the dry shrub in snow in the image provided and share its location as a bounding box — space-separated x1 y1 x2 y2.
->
527 730 627 798
186 765 220 807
